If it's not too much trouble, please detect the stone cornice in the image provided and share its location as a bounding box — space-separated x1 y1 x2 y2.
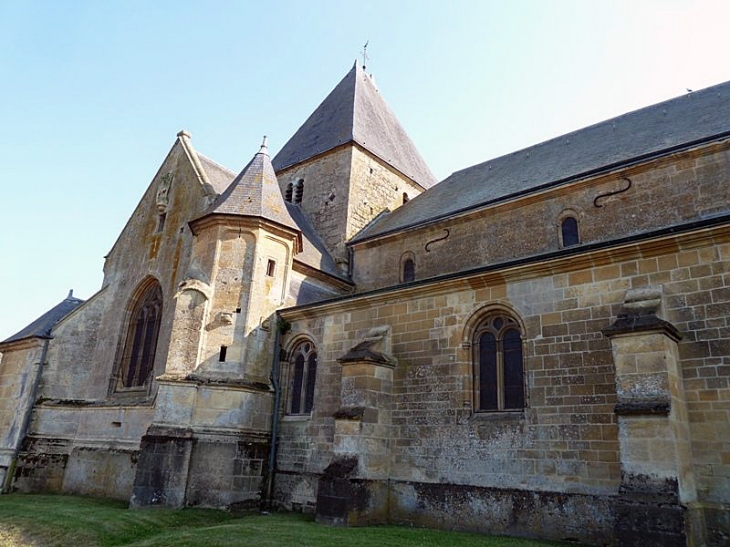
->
281 219 730 320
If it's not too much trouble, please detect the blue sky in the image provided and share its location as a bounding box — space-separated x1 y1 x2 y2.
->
1 0 729 340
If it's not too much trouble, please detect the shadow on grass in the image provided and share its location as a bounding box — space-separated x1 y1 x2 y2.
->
0 494 580 547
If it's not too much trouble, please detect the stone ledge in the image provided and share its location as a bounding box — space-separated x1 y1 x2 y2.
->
614 400 671 416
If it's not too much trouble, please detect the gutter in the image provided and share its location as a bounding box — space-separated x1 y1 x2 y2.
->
2 337 50 493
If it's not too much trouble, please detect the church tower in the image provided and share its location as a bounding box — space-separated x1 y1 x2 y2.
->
272 61 437 271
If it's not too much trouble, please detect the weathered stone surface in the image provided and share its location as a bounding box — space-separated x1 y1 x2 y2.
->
3 67 730 546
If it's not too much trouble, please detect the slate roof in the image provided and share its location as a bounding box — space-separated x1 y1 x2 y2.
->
203 140 299 232
286 203 349 282
355 80 730 242
272 61 437 189
198 154 237 194
2 292 84 344
196 147 348 282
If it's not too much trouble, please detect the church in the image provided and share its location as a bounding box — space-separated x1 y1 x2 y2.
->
1 61 728 546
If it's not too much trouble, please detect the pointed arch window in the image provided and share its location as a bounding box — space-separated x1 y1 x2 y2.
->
118 282 163 389
289 340 317 414
474 313 525 411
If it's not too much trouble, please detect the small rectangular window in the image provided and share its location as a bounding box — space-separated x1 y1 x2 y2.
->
156 213 166 232
266 259 276 277
219 346 227 362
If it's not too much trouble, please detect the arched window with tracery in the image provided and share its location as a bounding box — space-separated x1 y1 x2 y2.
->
474 312 525 411
118 281 163 389
289 339 317 414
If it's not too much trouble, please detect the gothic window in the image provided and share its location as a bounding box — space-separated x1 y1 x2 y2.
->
285 182 293 202
289 340 317 414
117 282 163 389
474 313 524 412
294 179 304 204
560 216 580 247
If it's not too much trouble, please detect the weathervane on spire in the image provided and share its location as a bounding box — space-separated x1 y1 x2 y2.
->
361 40 369 71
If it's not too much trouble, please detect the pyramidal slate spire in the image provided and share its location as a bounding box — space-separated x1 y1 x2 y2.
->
205 137 299 231
273 60 437 188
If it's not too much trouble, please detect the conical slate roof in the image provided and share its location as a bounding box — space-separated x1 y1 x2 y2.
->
273 61 437 189
2 291 84 344
205 139 299 232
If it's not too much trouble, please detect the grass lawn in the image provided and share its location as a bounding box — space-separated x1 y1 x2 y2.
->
0 494 579 547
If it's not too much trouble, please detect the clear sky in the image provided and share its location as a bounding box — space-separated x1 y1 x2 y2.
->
1 0 729 340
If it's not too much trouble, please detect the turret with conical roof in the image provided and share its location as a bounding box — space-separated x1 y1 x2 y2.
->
273 61 436 269
164 140 302 383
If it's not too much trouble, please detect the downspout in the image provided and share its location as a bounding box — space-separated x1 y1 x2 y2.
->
2 337 50 493
264 313 283 509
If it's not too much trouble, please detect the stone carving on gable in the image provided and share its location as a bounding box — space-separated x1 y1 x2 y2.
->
156 172 173 213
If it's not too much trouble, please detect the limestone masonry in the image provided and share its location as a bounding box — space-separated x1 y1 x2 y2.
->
1 61 729 545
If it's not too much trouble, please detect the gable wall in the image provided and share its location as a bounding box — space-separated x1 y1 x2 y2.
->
8 142 217 499
82 142 213 398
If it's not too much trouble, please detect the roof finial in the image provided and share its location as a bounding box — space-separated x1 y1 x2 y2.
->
67 289 74 299
360 40 369 71
259 135 268 155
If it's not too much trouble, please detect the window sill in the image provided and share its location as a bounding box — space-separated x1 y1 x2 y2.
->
470 410 524 422
282 413 312 422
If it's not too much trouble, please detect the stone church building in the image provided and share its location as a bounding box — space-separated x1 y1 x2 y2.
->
1 62 728 545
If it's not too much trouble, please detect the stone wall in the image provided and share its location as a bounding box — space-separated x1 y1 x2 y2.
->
351 140 730 292
0 338 46 489
277 223 730 544
276 144 425 268
7 137 216 499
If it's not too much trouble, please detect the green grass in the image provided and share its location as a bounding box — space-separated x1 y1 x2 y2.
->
0 494 576 547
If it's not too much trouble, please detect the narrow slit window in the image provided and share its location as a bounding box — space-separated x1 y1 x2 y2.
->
561 216 580 247
219 345 227 362
402 258 415 283
266 259 276 277
285 182 293 202
402 192 409 204
157 213 166 232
